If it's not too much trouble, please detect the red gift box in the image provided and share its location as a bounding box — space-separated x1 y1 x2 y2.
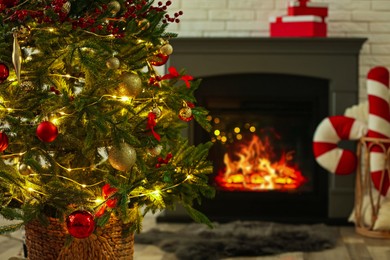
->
288 0 328 17
270 15 327 37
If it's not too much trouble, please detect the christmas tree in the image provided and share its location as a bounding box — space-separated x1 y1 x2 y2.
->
0 0 214 239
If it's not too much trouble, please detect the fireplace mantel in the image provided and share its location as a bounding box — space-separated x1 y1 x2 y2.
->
164 37 366 222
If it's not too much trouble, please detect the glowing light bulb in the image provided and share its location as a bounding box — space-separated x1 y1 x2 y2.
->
81 184 87 188
120 96 130 102
236 134 243 140
214 130 220 136
249 126 256 132
234 127 240 133
95 198 104 204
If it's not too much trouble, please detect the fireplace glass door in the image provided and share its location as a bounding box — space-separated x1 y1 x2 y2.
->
193 73 330 222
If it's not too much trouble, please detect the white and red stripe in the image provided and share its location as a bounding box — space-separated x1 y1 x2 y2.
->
367 66 390 197
313 115 367 175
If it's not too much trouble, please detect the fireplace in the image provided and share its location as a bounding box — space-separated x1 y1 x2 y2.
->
192 73 329 222
159 37 366 223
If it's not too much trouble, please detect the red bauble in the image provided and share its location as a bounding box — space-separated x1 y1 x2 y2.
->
66 210 95 239
0 132 9 152
36 121 58 142
149 53 169 66
0 63 9 83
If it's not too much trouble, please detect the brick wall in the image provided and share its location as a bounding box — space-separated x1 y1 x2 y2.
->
167 0 390 103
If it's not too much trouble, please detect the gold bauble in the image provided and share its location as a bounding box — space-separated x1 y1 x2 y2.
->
160 44 173 56
117 73 143 97
108 1 121 15
137 19 150 31
108 143 137 172
106 56 120 69
19 163 33 176
148 145 163 156
179 107 192 119
152 106 162 118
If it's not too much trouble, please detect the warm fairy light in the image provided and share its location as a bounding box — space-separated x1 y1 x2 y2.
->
234 127 240 133
250 126 256 132
236 134 243 140
214 130 220 136
152 189 160 196
81 184 87 188
48 28 55 32
214 118 220 124
186 175 193 180
221 136 227 143
95 198 104 204
27 187 34 192
119 96 131 102
67 168 72 172
206 115 212 121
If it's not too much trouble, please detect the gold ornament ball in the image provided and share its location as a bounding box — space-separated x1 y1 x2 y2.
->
106 57 120 69
160 44 173 56
108 143 137 171
137 19 150 31
152 106 162 118
19 163 33 175
148 145 163 156
108 1 121 14
179 107 192 119
118 73 143 97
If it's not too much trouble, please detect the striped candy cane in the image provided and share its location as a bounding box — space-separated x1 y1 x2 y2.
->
367 66 390 197
313 115 367 175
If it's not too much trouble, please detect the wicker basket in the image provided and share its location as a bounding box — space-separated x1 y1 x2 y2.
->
25 215 134 260
354 136 390 238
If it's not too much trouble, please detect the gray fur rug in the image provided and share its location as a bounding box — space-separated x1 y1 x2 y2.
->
135 221 338 260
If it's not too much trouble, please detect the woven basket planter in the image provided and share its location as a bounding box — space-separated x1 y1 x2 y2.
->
354 137 390 239
25 216 134 260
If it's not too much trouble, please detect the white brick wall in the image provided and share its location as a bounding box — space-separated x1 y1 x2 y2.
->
167 0 390 103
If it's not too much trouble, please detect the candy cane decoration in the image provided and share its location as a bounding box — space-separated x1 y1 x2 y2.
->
313 115 367 175
367 66 390 196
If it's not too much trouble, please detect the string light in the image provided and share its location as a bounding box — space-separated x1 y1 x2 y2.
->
94 197 104 205
28 174 103 188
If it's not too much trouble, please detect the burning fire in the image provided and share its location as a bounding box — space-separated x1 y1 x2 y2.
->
215 134 307 191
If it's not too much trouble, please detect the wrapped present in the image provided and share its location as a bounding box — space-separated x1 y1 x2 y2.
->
270 15 326 37
288 0 328 17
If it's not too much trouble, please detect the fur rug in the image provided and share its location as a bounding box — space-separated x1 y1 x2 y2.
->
135 221 338 260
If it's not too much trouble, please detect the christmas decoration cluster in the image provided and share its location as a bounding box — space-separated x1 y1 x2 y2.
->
0 0 214 241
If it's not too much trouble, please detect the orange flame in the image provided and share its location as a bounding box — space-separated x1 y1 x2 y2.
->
215 134 307 191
